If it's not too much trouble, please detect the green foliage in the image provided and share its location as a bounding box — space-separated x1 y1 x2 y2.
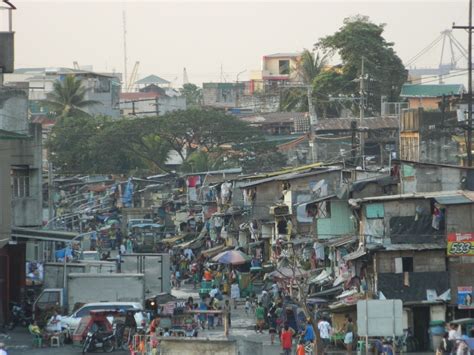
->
48 109 262 175
280 49 326 112
47 115 143 174
44 75 101 119
179 83 202 108
316 15 407 115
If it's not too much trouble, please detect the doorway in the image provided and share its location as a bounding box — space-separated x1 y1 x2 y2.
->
412 306 430 350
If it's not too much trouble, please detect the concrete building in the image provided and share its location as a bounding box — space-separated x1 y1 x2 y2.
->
4 67 122 118
0 85 43 325
249 52 302 93
120 91 186 117
400 84 464 110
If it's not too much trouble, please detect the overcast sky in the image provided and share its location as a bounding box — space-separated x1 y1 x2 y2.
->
3 0 470 86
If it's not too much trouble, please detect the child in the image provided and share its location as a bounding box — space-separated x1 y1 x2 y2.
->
296 339 306 355
245 297 252 315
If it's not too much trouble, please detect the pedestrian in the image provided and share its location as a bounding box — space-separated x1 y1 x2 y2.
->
245 297 252 315
119 243 126 255
268 302 278 345
296 338 306 355
208 297 217 329
198 299 208 330
0 342 7 355
230 281 240 310
281 323 294 355
175 270 181 289
438 332 453 355
302 318 316 345
255 302 265 333
90 227 97 250
318 317 332 354
223 299 231 328
109 228 116 250
148 315 160 335
344 316 354 355
126 237 134 253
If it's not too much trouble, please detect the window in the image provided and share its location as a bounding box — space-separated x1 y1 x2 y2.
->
316 201 331 219
279 60 290 75
11 167 30 198
395 256 414 273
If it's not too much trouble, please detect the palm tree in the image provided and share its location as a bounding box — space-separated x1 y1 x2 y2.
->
45 75 101 118
280 49 327 112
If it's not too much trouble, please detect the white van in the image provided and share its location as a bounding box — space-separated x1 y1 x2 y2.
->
61 302 146 332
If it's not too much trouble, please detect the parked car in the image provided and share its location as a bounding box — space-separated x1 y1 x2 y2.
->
62 302 145 333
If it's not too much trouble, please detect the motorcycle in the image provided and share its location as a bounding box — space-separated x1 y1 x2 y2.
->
82 330 115 354
7 302 31 330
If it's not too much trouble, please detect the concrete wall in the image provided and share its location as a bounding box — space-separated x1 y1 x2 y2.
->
0 141 11 248
262 56 300 80
11 123 43 227
157 338 262 355
445 204 474 234
400 162 467 193
120 96 186 116
0 88 28 133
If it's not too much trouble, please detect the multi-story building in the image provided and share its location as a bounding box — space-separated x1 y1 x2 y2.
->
4 67 122 118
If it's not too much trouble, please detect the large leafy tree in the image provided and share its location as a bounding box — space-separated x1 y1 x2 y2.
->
316 15 407 115
47 116 143 174
97 117 173 173
179 83 202 108
45 75 101 118
160 109 260 162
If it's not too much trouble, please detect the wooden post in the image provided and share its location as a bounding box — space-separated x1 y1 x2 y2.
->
224 310 229 336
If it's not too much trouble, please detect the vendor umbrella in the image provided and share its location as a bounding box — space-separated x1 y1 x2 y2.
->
212 250 251 265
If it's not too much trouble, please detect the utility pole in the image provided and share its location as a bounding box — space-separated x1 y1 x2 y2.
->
359 56 366 168
122 10 128 92
453 0 473 166
307 86 318 163
48 162 54 220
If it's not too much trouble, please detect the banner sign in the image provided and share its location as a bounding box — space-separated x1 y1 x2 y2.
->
457 287 474 309
447 233 474 256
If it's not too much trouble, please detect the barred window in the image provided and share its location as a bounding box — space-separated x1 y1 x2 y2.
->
11 168 30 198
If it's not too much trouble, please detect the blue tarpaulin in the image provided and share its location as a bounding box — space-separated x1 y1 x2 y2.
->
122 179 133 208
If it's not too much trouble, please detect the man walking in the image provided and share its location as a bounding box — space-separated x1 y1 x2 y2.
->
318 317 332 354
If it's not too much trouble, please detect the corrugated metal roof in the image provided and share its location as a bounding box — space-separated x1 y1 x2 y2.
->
378 243 445 251
239 167 339 189
351 190 474 205
314 116 399 131
135 74 170 85
434 195 474 205
400 84 465 98
264 52 301 58
240 112 308 125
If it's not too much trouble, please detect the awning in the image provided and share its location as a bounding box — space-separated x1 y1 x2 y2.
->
434 194 474 205
297 194 337 207
201 244 229 258
11 227 79 242
309 285 344 297
343 248 367 261
161 235 185 245
326 236 357 248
